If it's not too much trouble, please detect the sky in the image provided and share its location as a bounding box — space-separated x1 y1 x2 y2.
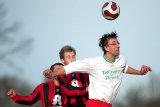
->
2 0 160 100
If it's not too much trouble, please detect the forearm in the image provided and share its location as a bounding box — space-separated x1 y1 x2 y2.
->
126 66 151 75
12 90 40 105
126 66 142 75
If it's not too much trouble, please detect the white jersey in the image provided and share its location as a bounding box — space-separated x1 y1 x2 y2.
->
64 55 128 104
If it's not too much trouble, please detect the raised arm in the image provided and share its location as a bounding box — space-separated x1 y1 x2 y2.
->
43 59 92 79
126 65 152 75
7 87 40 105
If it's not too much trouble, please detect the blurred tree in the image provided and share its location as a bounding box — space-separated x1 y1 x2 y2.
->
0 1 41 106
0 76 41 107
0 0 33 72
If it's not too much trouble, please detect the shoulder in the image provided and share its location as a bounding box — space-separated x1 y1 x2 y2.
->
115 55 127 66
37 81 53 88
81 56 102 63
117 55 127 62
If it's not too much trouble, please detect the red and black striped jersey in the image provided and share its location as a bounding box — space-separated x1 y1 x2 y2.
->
11 81 65 107
58 72 89 107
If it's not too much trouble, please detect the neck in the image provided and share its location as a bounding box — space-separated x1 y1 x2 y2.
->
104 54 116 63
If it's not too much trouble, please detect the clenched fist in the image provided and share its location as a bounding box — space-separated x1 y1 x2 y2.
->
43 69 52 79
7 89 16 98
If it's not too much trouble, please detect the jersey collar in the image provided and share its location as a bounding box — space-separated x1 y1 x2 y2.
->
103 55 115 64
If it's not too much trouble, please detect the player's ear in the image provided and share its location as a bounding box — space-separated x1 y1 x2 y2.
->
104 46 109 52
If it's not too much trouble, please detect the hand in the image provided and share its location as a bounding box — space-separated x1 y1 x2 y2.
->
7 89 16 98
43 69 52 79
140 65 152 75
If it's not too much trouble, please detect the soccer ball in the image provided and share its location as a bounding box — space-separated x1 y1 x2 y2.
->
102 1 120 20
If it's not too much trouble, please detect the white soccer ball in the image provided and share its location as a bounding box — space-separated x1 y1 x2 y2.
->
102 1 120 20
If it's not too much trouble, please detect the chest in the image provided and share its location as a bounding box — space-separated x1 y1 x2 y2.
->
40 84 63 106
91 62 125 81
66 73 87 87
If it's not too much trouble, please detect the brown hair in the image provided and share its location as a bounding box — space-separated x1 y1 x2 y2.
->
59 45 76 59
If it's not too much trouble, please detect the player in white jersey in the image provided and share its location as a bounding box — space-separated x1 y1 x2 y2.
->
44 32 151 107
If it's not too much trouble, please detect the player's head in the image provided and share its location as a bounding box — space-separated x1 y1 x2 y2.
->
50 63 63 83
50 62 64 71
99 31 120 56
59 45 76 65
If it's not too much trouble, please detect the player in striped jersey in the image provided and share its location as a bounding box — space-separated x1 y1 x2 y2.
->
44 45 89 107
7 63 65 107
